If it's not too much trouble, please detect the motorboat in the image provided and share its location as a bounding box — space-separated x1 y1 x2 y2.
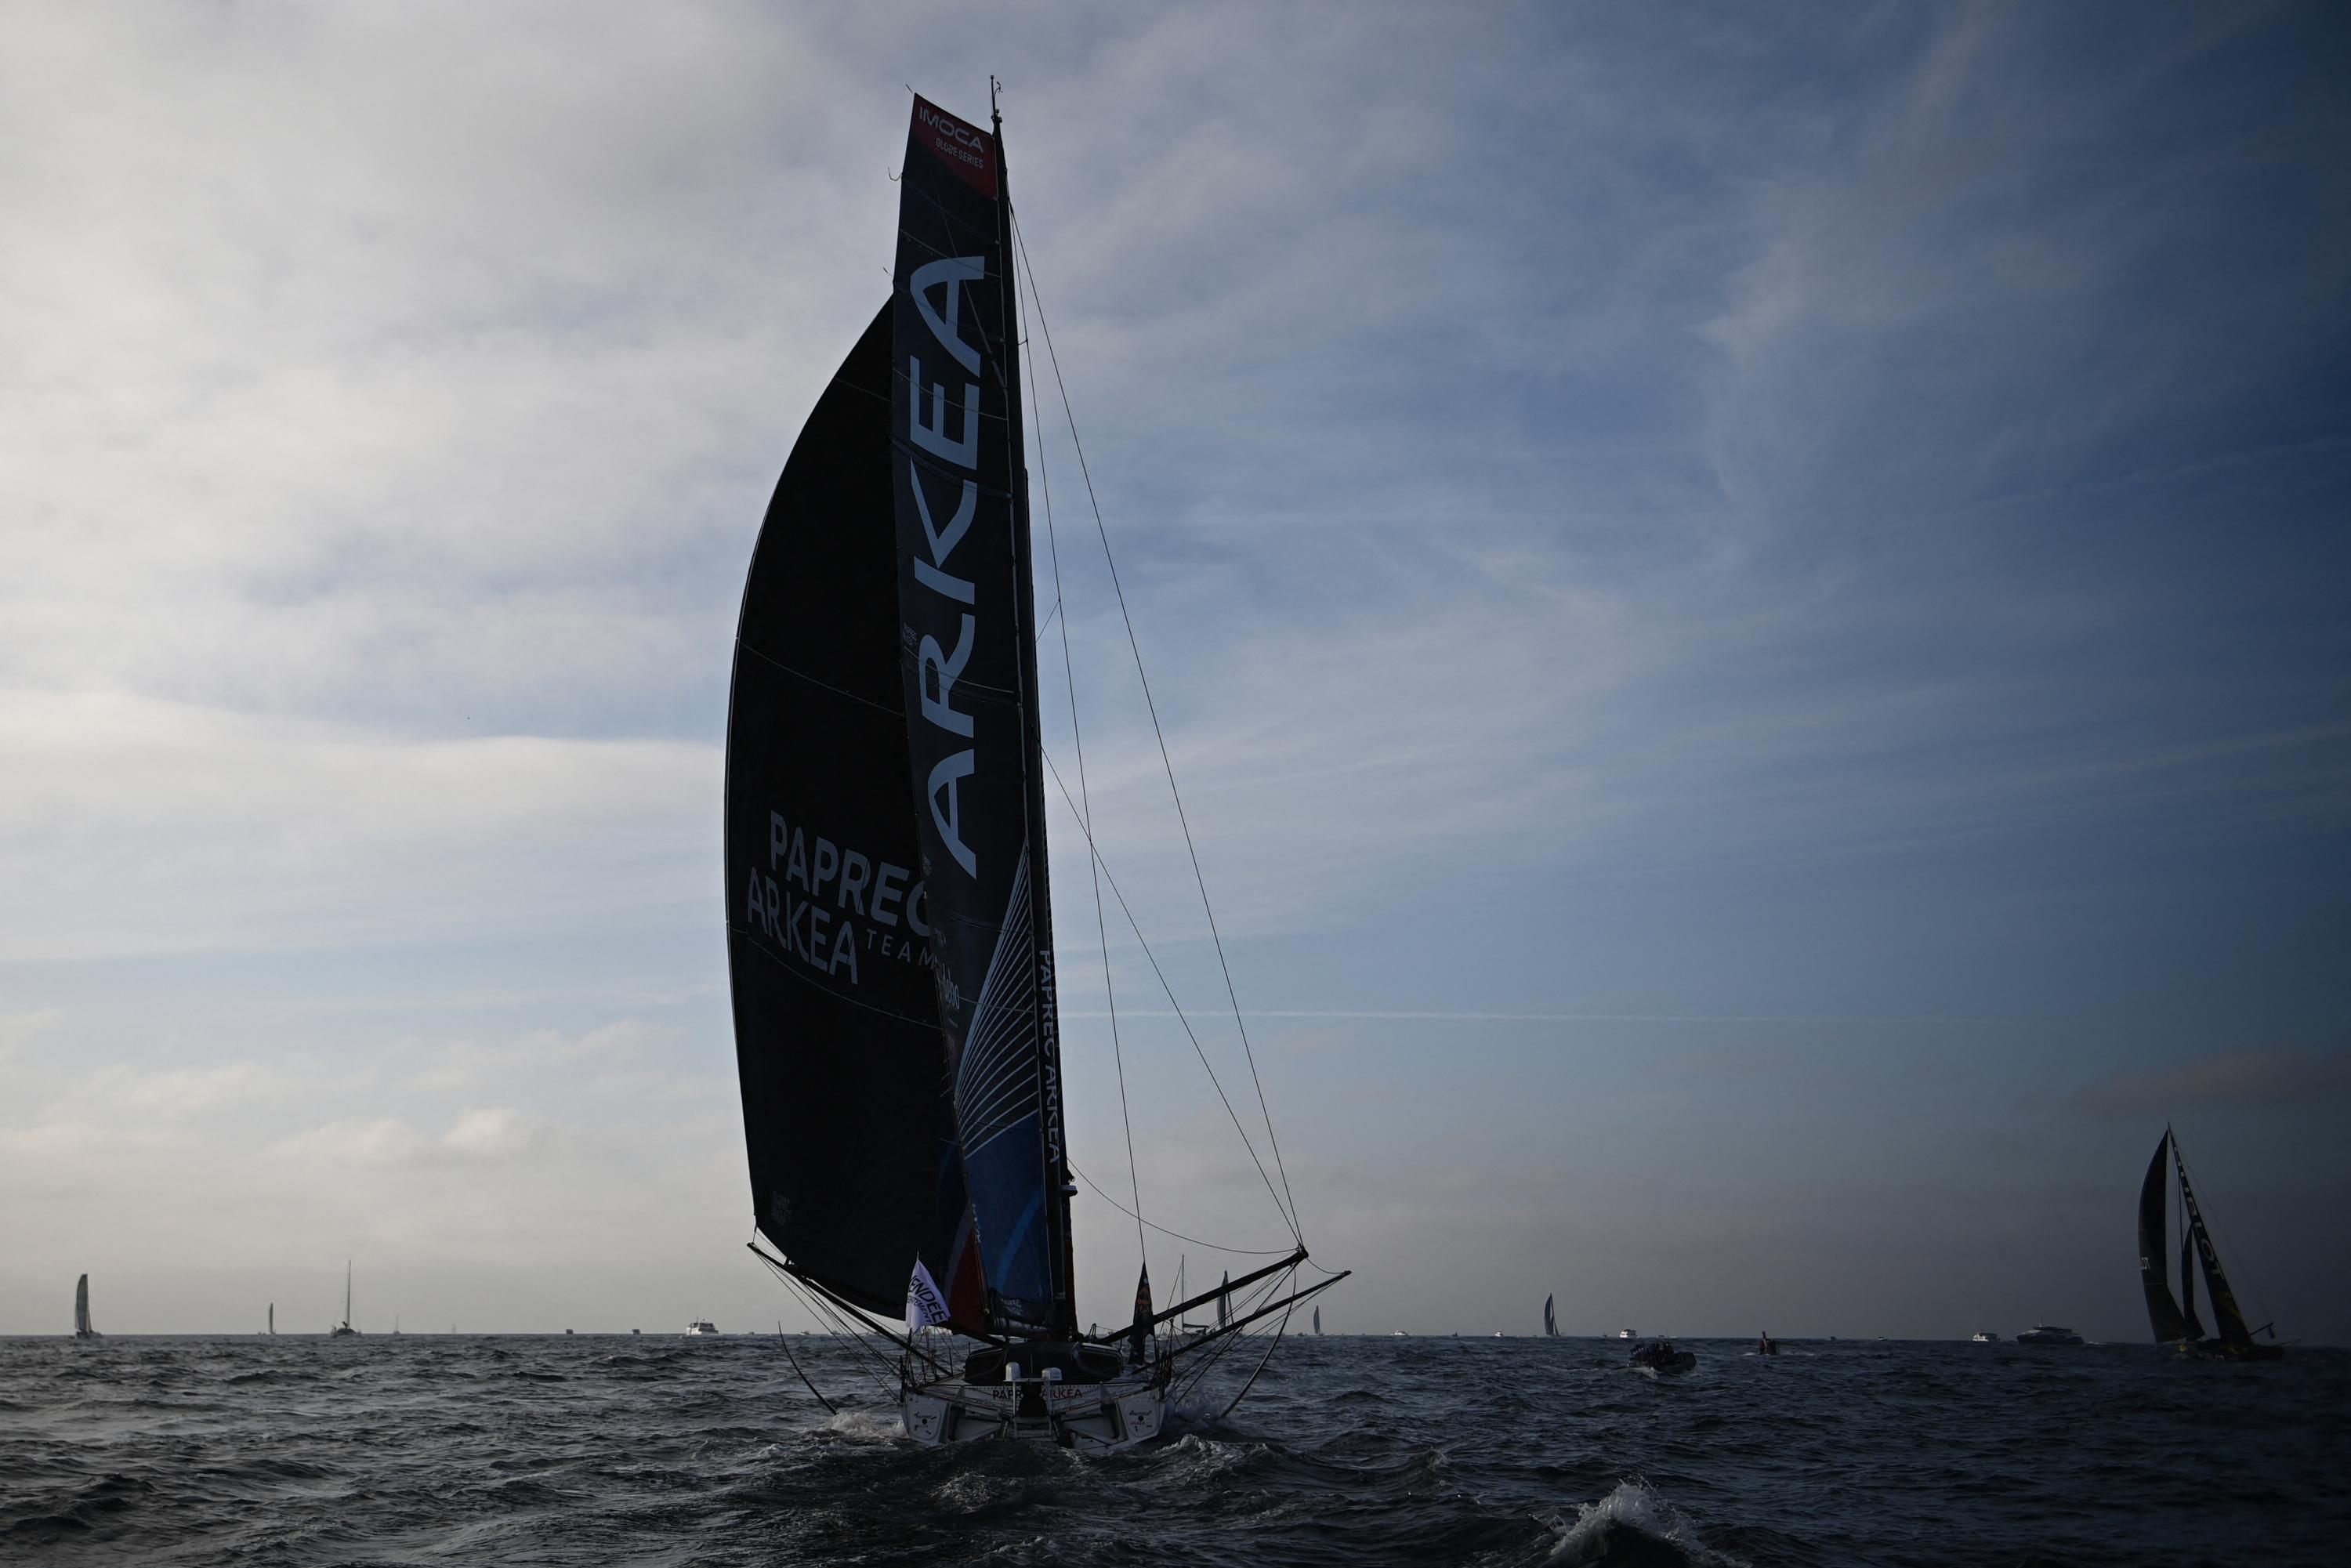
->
685 1319 720 1335
1970 1331 1998 1343
1631 1338 1695 1374
1615 1328 1638 1339
2015 1324 2081 1345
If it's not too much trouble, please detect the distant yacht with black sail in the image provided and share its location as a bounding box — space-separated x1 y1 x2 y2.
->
331 1262 358 1338
724 85 1340 1450
2139 1125 2283 1362
73 1274 99 1339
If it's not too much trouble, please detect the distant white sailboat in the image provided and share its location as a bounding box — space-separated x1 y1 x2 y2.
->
266 1302 274 1336
330 1262 360 1337
73 1273 100 1339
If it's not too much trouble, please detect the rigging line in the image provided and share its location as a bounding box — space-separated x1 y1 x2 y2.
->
1038 742 1299 1237
1217 1298 1295 1422
775 1320 837 1415
1021 259 1147 1273
1012 215 1303 1246
1170 1267 1295 1406
774 1272 897 1396
1065 1159 1295 1256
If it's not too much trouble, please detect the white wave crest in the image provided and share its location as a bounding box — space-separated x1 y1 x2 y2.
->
1540 1476 1747 1567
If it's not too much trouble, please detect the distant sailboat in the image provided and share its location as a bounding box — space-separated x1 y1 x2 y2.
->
330 1261 359 1338
1217 1273 1231 1331
2139 1125 2284 1362
73 1273 100 1338
1543 1294 1559 1338
266 1302 274 1336
1313 1306 1322 1335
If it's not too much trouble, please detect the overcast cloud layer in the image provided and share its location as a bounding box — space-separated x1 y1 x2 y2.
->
3 2 2346 1342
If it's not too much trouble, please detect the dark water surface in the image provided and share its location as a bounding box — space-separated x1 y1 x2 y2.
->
1 1334 2341 1565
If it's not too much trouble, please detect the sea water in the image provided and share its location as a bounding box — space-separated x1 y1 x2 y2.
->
1 1333 2341 1565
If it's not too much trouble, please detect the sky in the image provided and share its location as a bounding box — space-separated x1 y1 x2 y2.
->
2 2 2345 1344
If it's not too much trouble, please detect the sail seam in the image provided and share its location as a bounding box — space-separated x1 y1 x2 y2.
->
731 932 940 1027
734 639 903 717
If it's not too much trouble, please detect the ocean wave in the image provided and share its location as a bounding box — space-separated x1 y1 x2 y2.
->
1538 1478 1747 1568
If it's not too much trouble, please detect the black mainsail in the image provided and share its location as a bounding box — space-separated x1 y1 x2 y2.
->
890 95 1070 1339
2136 1132 2199 1344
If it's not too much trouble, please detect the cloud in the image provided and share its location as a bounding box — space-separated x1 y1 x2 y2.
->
269 1116 429 1168
438 1107 543 1163
2071 1048 2351 1115
0 690 712 961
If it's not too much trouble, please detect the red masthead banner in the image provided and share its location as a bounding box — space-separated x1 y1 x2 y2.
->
909 95 997 197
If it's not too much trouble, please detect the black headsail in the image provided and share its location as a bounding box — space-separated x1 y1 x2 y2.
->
891 94 1074 1340
2175 1139 2255 1350
725 305 984 1328
2137 1130 2198 1343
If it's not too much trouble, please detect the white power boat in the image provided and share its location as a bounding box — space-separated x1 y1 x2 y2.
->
2015 1324 2082 1345
685 1320 720 1336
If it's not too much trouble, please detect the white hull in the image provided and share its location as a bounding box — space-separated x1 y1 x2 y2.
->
903 1374 1165 1453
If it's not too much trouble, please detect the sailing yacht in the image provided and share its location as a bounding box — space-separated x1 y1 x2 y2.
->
725 86 1341 1450
1543 1295 1559 1338
330 1262 359 1337
72 1274 100 1339
2138 1126 2284 1361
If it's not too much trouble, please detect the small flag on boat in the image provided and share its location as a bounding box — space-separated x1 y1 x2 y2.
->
907 1258 950 1338
1128 1266 1153 1362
